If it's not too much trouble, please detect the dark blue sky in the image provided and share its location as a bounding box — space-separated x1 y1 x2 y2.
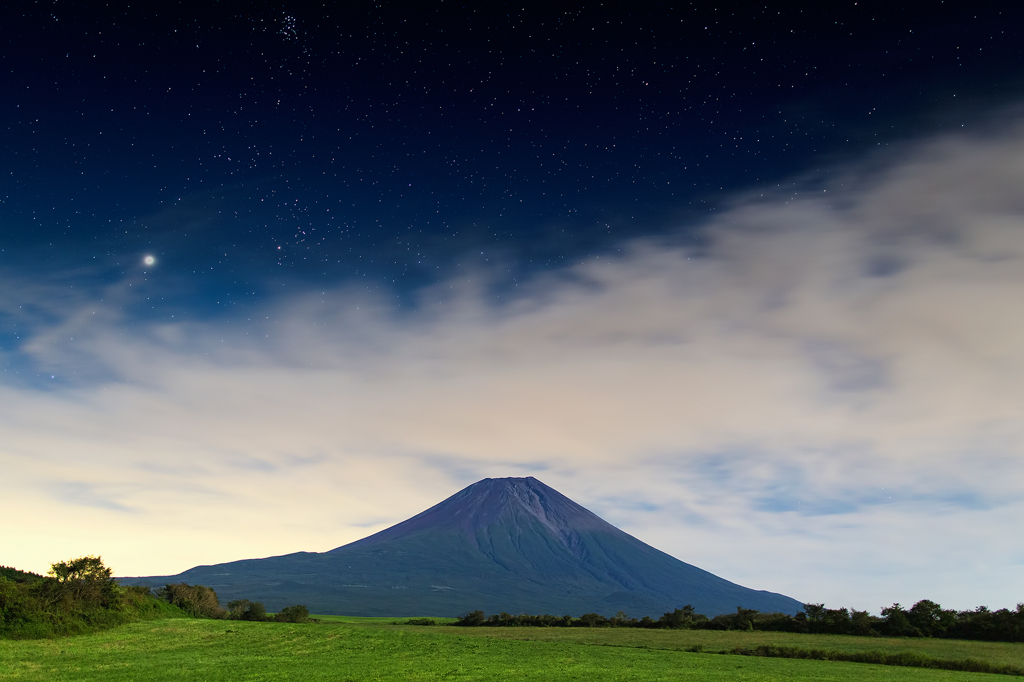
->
4 2 1021 301
5 2 1024 604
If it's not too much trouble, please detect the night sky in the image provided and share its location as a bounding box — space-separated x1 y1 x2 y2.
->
4 2 1024 611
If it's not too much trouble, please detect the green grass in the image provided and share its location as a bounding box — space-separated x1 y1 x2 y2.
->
1 617 1021 681
424 624 1024 670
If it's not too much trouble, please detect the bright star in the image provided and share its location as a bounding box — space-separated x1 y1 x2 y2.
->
143 255 156 266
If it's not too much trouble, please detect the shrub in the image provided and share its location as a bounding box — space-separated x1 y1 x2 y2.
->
228 599 268 621
456 610 485 626
275 605 311 623
156 583 226 619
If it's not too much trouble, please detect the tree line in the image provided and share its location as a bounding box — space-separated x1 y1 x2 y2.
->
0 556 310 639
453 600 1024 643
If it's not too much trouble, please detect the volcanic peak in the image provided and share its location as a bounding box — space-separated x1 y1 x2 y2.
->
335 476 609 556
125 476 804 617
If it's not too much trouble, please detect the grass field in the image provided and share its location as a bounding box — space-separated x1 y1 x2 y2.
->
1 616 1022 681
425 623 1024 670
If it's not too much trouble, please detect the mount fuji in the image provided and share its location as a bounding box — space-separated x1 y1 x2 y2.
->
123 477 803 617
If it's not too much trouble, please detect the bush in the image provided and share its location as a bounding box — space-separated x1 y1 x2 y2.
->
274 605 311 623
456 610 486 626
156 583 226 619
228 599 268 621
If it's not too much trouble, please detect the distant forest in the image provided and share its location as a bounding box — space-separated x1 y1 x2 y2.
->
453 601 1024 643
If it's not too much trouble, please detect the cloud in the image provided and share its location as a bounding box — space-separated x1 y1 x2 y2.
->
2 119 1024 610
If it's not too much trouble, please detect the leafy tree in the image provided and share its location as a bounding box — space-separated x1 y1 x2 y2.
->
803 603 826 633
908 599 955 637
48 556 111 583
42 556 118 607
881 603 920 637
850 609 875 636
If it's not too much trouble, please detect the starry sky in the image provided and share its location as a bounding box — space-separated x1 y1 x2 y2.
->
3 1 1024 612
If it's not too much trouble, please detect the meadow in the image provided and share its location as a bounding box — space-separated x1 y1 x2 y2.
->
2 615 1023 681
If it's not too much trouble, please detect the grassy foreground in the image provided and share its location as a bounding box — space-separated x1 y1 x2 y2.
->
2 617 1022 681
429 623 1024 670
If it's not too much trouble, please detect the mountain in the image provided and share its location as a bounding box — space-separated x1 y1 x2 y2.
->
122 476 803 617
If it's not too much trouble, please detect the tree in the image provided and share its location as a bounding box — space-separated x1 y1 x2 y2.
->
803 603 826 633
850 609 875 636
44 556 117 606
48 556 111 584
881 603 920 637
908 599 954 637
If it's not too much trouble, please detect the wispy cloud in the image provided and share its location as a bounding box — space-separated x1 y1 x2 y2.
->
2 117 1024 610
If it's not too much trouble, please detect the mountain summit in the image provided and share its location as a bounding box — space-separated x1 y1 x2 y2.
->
125 477 802 617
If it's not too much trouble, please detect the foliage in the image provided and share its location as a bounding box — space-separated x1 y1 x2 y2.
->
0 566 44 584
0 557 185 640
453 599 1024 644
156 583 226 619
453 606 712 630
1 556 311 640
227 599 268 621
40 555 119 609
458 609 486 626
274 604 310 623
151 582 308 624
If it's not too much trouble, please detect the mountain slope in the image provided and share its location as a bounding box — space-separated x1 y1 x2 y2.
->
124 477 802 617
